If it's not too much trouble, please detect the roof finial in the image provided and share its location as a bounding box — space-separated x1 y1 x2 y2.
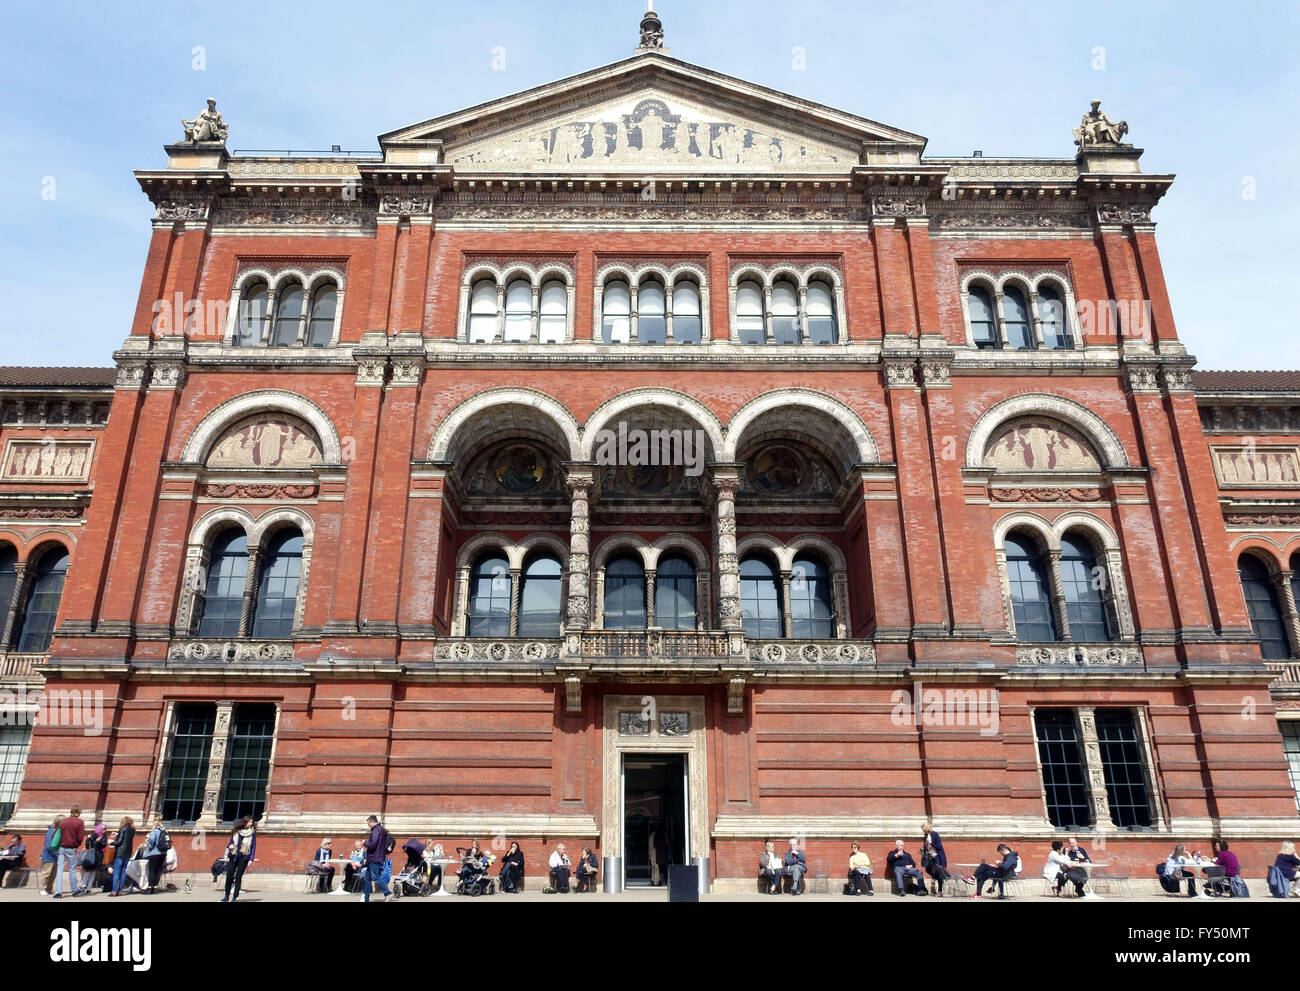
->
637 1 666 53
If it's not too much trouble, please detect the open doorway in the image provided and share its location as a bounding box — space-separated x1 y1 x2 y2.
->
622 753 687 886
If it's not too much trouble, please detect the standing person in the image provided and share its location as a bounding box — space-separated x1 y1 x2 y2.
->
52 804 85 899
921 822 948 894
574 846 599 892
422 841 446 892
220 816 257 902
652 824 669 887
75 824 109 895
549 843 572 893
847 842 874 896
108 817 135 897
361 815 391 903
38 816 63 895
783 838 806 896
0 835 26 887
758 841 783 895
886 839 928 896
142 815 170 895
498 841 524 894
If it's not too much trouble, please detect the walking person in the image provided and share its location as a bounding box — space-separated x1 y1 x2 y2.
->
220 816 257 902
52 804 85 899
921 822 949 894
142 815 170 895
38 816 63 895
361 814 392 902
108 817 135 897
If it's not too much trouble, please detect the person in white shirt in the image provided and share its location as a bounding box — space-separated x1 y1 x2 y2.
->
1163 843 1208 898
1043 840 1092 897
549 843 572 893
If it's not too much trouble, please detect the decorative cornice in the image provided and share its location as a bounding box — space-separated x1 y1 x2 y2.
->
991 487 1102 503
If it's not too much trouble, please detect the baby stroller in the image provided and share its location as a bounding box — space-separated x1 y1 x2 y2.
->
392 839 434 899
453 848 497 897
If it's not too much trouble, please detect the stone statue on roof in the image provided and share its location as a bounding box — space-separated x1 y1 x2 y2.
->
182 98 229 144
638 1 665 50
1073 100 1128 146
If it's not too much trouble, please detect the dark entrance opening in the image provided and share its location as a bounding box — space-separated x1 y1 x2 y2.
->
623 753 687 887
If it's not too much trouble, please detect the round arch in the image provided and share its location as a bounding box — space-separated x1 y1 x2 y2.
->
726 388 879 469
966 393 1129 469
181 391 342 464
580 389 725 462
428 388 581 463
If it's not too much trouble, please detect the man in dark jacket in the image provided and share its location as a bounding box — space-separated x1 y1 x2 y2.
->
887 839 928 896
969 844 1019 898
0 835 26 887
783 838 807 896
362 815 391 903
53 805 85 898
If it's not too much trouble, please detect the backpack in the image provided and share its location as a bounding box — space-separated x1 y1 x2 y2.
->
46 829 61 855
1266 866 1288 898
383 831 396 856
1228 876 1250 898
155 829 172 853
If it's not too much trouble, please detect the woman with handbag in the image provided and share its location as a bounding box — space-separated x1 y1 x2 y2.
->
107 818 134 897
74 824 108 895
921 822 950 894
220 816 257 902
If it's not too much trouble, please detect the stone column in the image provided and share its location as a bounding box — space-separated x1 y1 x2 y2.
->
1046 549 1071 641
645 568 657 627
495 284 505 343
238 550 262 638
0 563 29 649
711 466 742 630
797 285 809 344
780 570 793 639
452 566 471 637
664 284 675 344
198 701 235 830
593 568 606 629
762 286 774 344
1076 707 1117 831
1276 571 1300 657
530 285 540 343
564 465 595 632
831 568 849 639
508 568 523 637
628 285 639 344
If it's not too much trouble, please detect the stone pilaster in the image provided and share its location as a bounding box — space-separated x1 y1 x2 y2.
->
711 466 742 630
1076 707 1117 832
198 701 235 830
564 465 595 632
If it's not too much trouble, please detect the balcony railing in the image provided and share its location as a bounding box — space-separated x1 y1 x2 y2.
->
1265 661 1300 686
0 652 47 679
574 629 735 662
1016 643 1143 667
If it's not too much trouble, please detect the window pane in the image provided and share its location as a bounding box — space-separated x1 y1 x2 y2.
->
504 279 532 343
638 281 666 345
197 531 248 639
655 555 696 631
604 554 646 629
160 703 216 823
740 555 781 638
251 530 302 639
1240 555 1290 659
1038 285 1070 349
736 280 764 345
539 280 567 344
602 282 631 344
0 724 32 824
806 281 837 345
272 286 304 347
1060 533 1113 642
672 281 701 344
1280 720 1300 813
519 555 562 637
306 286 337 348
969 285 997 348
237 286 268 346
1005 533 1057 642
0 547 16 644
790 555 833 638
1003 287 1034 350
1034 709 1092 829
1096 710 1152 829
771 281 799 345
15 549 69 653
221 703 276 824
468 281 498 343
468 554 510 637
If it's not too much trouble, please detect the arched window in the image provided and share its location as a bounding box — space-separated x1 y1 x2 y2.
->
655 555 697 631
604 554 646 629
271 284 305 347
1239 554 1290 659
251 529 303 639
638 280 666 345
739 554 782 638
539 280 567 344
969 285 997 348
1003 286 1034 350
1037 284 1070 349
1060 532 1113 642
0 546 17 637
197 531 248 639
306 285 337 348
1005 532 1057 642
519 554 563 637
467 553 511 637
672 281 702 344
806 280 837 345
602 281 631 344
15 548 69 653
503 279 532 343
736 279 765 345
237 284 268 346
790 554 834 638
467 280 498 344
771 280 800 345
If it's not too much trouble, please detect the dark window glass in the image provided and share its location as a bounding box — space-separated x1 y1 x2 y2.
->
0 546 17 645
0 725 32 824
1096 709 1152 829
672 282 702 344
15 549 69 653
1239 555 1290 659
969 285 997 348
237 285 268 346
1060 533 1113 642
271 285 304 347
1280 720 1300 813
740 555 782 638
1006 533 1058 642
221 703 276 824
160 703 216 823
1003 286 1034 350
251 530 302 639
736 280 764 345
790 555 833 638
1038 285 1071 349
771 280 799 345
1034 709 1092 829
602 282 631 344
467 554 511 637
519 555 562 637
197 531 248 639
806 281 837 345
306 285 337 348
655 555 696 631
638 281 666 345
604 554 646 630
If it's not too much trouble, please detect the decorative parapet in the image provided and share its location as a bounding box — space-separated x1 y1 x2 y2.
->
1016 643 1143 667
0 652 47 681
747 639 876 665
1266 661 1300 691
432 639 561 663
569 629 738 662
166 639 295 663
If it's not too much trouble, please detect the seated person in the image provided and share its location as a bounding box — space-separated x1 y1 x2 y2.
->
1212 840 1240 879
343 840 366 893
886 840 927 896
1273 841 1300 895
847 842 873 896
758 841 783 895
1044 840 1086 896
1065 836 1091 864
574 846 599 892
498 842 523 893
967 844 1018 898
0 834 26 887
307 837 335 892
422 840 445 891
549 843 572 893
1162 844 1203 897
783 839 806 896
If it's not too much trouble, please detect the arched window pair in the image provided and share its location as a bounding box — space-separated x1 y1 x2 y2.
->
467 553 563 637
1005 531 1114 642
738 553 834 639
967 281 1072 351
735 278 838 346
0 544 70 653
1238 553 1298 659
601 278 703 345
468 278 569 344
197 529 303 639
602 554 697 630
237 281 338 348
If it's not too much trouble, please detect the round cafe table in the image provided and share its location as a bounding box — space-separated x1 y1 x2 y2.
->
429 859 461 897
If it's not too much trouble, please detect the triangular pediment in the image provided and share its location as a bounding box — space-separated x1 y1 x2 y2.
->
381 52 925 174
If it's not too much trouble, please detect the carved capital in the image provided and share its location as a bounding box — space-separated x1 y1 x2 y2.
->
919 358 952 389
1123 364 1161 395
870 189 929 219
883 358 918 390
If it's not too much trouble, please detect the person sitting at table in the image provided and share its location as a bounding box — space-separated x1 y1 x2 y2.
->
886 839 927 896
758 841 783 895
1065 836 1091 864
0 834 26 887
1274 841 1300 897
1212 839 1240 879
847 842 874 896
966 843 1018 898
1043 840 1086 897
574 846 599 892
307 837 335 892
1162 843 1204 897
498 841 524 893
343 840 366 893
549 843 572 893
422 840 445 891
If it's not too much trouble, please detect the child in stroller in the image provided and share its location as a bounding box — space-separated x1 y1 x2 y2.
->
454 842 497 896
392 839 434 898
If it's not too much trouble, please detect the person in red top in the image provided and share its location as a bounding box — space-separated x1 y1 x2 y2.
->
53 804 85 899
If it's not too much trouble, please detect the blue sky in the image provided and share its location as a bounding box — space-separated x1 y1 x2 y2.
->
1 0 1296 369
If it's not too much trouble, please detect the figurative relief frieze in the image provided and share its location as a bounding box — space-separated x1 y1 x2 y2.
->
1211 445 1300 487
982 420 1102 473
205 417 323 469
1 439 94 483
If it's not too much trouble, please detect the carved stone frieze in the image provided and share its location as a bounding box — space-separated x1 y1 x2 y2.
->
167 640 295 663
202 483 318 500
991 487 1102 503
1016 644 1143 666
